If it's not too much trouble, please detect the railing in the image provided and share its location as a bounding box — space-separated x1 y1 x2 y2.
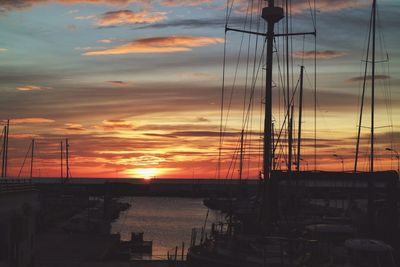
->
167 242 187 266
0 178 36 195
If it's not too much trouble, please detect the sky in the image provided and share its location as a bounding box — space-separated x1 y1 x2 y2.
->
0 0 398 179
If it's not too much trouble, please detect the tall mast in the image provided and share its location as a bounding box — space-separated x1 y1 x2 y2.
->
30 139 35 178
4 119 9 178
1 125 6 178
370 0 376 172
272 122 275 170
288 104 294 171
297 66 304 172
354 0 374 172
262 0 284 221
61 141 63 179
66 138 69 181
285 0 291 172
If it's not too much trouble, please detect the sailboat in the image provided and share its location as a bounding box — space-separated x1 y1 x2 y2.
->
187 0 398 266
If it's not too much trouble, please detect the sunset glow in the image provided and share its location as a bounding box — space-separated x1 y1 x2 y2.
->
133 168 158 180
0 0 398 179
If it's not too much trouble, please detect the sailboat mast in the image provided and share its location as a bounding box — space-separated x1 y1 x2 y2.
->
4 119 9 178
370 0 376 172
297 66 304 172
66 138 69 181
285 0 292 172
61 141 63 179
30 139 34 178
288 104 294 171
1 125 6 178
262 0 283 182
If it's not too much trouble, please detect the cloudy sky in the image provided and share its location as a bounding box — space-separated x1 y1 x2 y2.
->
0 0 398 178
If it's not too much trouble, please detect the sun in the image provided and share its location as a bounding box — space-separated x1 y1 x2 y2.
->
135 168 158 179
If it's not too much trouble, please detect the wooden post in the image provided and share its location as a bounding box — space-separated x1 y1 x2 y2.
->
181 242 185 261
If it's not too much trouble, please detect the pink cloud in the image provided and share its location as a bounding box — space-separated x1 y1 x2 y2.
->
16 85 52 91
9 118 55 125
292 50 347 60
96 9 166 27
82 35 224 56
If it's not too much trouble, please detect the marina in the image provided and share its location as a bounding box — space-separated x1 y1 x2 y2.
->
0 0 399 266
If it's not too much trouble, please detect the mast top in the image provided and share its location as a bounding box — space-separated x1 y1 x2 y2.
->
262 1 284 24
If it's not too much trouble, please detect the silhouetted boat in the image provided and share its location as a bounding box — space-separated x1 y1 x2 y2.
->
187 0 398 266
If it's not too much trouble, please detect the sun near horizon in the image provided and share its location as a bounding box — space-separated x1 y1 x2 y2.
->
0 0 398 179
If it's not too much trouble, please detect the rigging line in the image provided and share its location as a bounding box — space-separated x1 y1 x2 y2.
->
275 37 286 128
241 27 266 129
18 141 32 178
355 15 371 135
225 136 242 179
220 4 252 180
355 5 373 172
246 0 262 179
301 35 306 66
218 0 238 179
376 11 394 162
304 69 337 153
217 31 228 179
307 0 316 31
242 41 266 134
226 0 236 25
274 36 288 163
258 42 265 172
273 78 300 157
377 9 393 134
290 0 294 94
222 4 250 138
241 0 255 128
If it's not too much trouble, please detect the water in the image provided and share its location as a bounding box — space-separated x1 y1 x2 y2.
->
111 197 220 257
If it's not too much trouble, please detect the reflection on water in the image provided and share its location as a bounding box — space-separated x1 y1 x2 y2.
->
111 197 220 256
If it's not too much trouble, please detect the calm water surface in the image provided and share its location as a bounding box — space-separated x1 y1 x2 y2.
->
111 197 220 256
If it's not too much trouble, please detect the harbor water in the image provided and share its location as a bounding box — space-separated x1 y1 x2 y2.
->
111 197 221 257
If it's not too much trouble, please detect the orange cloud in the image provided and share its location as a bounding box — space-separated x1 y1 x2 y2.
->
96 10 166 27
16 85 52 91
0 0 213 11
9 133 40 139
292 50 347 60
65 123 86 131
10 118 55 124
0 0 133 11
99 119 135 131
159 0 212 7
234 0 368 14
82 35 224 56
291 0 369 14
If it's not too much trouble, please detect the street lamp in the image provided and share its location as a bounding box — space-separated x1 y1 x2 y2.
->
333 154 344 172
385 148 399 174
